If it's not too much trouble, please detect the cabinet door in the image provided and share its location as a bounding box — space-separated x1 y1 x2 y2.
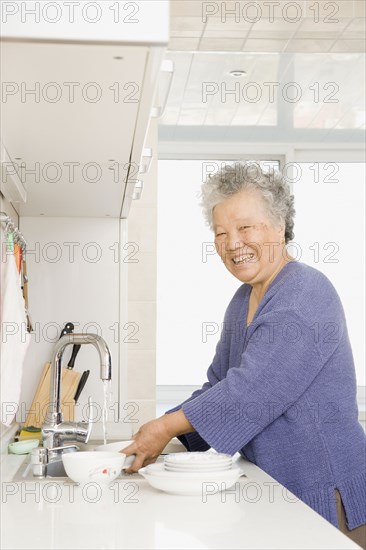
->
1 41 147 217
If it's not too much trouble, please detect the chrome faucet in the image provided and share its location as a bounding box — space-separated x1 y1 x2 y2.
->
42 333 112 450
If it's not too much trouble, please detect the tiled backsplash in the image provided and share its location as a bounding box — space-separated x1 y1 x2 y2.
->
126 118 158 430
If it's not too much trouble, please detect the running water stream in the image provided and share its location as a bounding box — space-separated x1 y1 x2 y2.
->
102 379 112 445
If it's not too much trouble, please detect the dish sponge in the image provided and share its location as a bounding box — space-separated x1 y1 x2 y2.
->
17 426 42 441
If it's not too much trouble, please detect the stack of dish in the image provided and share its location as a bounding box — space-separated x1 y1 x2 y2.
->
164 451 233 472
139 451 245 495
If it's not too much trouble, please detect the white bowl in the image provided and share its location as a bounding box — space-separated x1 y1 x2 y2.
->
93 440 134 453
139 463 246 495
62 452 128 484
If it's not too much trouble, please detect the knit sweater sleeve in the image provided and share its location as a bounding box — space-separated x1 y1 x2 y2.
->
181 308 332 455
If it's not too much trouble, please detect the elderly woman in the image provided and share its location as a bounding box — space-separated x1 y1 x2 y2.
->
123 162 366 547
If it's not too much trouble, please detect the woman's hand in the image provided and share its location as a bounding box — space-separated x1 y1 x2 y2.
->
121 410 195 473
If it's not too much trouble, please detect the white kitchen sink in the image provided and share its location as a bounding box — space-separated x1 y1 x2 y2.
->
11 438 185 482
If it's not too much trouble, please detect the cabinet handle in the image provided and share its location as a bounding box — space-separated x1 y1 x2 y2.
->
132 180 144 201
139 147 153 174
151 60 174 119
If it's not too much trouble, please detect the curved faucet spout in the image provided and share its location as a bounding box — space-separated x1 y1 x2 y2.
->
43 333 112 449
52 333 112 381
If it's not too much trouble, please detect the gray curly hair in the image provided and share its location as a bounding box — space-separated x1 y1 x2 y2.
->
200 162 295 243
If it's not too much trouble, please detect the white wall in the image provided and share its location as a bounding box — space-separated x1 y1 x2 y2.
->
2 119 159 437
17 216 132 439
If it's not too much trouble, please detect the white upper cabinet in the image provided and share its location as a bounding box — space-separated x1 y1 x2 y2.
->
0 1 169 43
0 1 169 217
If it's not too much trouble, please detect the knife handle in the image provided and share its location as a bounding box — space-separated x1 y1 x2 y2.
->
67 344 81 369
59 322 74 339
74 370 90 402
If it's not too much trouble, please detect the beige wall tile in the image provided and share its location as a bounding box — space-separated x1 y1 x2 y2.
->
129 399 157 431
127 350 156 400
128 207 157 252
127 301 156 350
131 164 157 209
128 252 157 302
126 116 157 406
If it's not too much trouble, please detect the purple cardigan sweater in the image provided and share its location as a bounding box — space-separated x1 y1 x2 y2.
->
167 261 366 529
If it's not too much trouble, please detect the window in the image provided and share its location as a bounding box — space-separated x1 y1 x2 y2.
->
157 160 365 388
157 159 279 386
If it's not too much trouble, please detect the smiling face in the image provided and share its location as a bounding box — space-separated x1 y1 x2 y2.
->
213 188 286 286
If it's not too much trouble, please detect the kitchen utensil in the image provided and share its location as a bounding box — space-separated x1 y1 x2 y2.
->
73 370 90 402
62 451 135 484
17 427 42 441
139 463 246 495
21 257 33 332
67 344 81 370
23 323 81 428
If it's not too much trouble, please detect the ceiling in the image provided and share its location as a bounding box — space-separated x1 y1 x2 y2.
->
169 0 365 53
159 0 366 141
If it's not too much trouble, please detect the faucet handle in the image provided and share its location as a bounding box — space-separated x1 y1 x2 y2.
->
30 448 48 477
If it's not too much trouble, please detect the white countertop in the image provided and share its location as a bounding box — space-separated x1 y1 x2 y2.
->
0 446 360 550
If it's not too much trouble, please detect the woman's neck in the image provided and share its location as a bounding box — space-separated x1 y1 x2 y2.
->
250 255 294 304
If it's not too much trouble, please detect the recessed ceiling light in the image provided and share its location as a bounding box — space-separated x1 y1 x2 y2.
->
229 70 247 78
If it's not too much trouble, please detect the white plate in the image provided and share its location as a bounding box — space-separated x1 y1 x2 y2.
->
164 464 232 472
164 451 232 465
139 463 246 495
145 463 238 477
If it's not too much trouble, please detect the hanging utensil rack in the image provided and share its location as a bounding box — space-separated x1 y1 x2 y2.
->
1 210 33 331
0 211 27 251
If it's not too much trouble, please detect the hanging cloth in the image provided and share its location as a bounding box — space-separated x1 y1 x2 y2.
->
14 243 22 274
0 228 31 426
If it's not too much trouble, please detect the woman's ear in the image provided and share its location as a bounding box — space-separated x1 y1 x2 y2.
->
277 223 286 244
